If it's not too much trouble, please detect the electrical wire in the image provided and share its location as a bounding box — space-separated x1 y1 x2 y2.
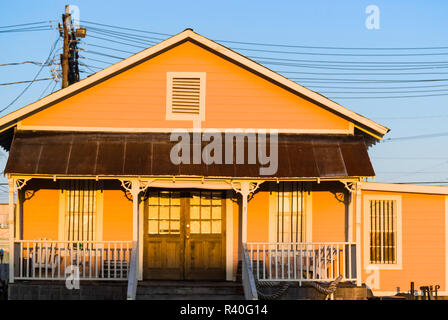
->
0 21 51 29
0 78 54 86
0 36 60 113
0 61 48 67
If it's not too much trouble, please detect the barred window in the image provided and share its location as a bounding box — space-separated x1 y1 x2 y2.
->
276 182 305 242
64 180 98 241
369 200 397 264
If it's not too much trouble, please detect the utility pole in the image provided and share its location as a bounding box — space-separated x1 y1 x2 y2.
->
60 5 70 89
59 5 86 89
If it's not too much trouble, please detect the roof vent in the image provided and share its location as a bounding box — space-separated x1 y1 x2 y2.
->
166 72 205 121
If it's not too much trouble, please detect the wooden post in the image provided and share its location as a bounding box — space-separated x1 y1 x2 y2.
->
61 5 70 89
15 189 22 241
240 182 250 244
130 180 140 282
8 178 14 283
355 182 362 286
121 179 151 282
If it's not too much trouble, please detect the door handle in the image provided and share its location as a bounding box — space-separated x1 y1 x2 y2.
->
186 224 190 239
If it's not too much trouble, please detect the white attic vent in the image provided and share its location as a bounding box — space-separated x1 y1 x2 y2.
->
166 72 206 121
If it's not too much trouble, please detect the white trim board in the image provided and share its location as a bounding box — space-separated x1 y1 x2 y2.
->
0 29 388 139
16 125 354 135
361 182 448 195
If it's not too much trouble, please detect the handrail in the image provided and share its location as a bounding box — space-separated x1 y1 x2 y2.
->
246 241 357 284
13 240 132 281
126 241 138 300
242 243 258 300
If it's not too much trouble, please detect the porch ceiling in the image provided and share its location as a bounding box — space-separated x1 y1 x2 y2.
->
5 131 374 178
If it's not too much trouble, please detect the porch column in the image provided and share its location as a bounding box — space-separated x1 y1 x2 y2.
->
8 178 14 283
120 179 151 280
355 182 362 286
231 181 261 244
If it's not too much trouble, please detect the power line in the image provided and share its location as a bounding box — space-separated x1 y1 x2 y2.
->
290 78 448 83
0 78 54 86
331 93 448 99
84 25 164 42
321 89 448 94
372 114 448 120
82 43 136 55
373 156 448 160
86 34 147 49
80 20 448 52
247 55 448 65
384 132 448 142
231 46 448 57
304 84 448 89
0 21 51 29
387 181 448 184
0 61 47 67
0 26 52 33
81 20 171 37
79 56 113 65
0 36 60 113
82 50 124 60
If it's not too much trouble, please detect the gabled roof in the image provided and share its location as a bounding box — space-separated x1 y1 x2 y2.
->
0 29 389 139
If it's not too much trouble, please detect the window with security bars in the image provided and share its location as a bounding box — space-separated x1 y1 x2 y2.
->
190 191 223 234
166 72 205 121
369 200 397 264
276 182 305 243
64 180 98 241
147 191 181 235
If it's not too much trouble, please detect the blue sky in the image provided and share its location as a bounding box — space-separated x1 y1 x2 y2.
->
1 0 448 201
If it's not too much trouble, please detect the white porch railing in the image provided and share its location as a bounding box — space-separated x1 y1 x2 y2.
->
13 240 133 281
246 242 357 285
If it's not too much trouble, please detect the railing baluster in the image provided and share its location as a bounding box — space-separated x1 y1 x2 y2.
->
120 242 123 279
299 243 302 284
19 242 23 278
280 244 283 280
348 243 352 280
293 244 296 281
26 241 30 278
324 244 328 280
263 244 266 280
114 243 117 279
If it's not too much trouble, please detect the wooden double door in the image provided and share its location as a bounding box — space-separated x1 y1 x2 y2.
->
143 190 226 280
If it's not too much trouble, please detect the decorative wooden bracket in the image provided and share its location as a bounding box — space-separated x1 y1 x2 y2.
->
120 179 154 198
14 178 31 191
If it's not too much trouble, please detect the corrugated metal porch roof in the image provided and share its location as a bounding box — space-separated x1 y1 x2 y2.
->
5 131 375 178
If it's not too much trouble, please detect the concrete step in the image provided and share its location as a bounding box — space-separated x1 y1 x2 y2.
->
137 286 243 295
136 281 244 300
137 294 244 300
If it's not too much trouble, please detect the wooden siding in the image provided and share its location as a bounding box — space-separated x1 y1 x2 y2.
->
102 189 132 241
21 41 351 132
361 190 446 293
312 188 346 242
22 189 59 240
